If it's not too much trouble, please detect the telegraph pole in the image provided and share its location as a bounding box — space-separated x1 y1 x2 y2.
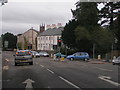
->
93 43 95 59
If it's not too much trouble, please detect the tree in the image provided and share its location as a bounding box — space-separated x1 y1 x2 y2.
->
24 36 29 50
99 2 120 31
99 1 120 50
72 2 99 29
113 13 120 50
74 26 92 53
2 32 17 50
17 42 22 49
62 19 78 49
62 1 114 56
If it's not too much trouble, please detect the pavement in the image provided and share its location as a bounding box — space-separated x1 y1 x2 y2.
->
88 59 112 64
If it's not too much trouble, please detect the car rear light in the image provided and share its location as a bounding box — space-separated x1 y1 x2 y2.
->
16 52 18 55
28 52 31 55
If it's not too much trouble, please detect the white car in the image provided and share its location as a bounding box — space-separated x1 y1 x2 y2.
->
31 51 40 57
39 51 49 57
112 56 120 65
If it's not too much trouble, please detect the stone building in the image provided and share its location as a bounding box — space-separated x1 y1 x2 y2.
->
17 28 39 50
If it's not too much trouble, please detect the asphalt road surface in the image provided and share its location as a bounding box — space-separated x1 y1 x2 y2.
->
2 51 120 90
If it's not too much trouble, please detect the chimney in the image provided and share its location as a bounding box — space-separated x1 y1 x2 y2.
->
51 24 56 28
40 24 45 33
46 25 51 29
57 23 62 28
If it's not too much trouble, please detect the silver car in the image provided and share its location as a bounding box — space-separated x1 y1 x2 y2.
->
39 51 49 57
31 51 40 57
112 56 120 65
14 50 33 66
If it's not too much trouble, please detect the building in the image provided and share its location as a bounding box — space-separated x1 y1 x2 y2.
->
37 27 63 51
17 28 39 50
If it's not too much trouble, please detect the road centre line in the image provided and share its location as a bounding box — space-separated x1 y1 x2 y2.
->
94 67 112 72
47 69 54 74
58 76 80 89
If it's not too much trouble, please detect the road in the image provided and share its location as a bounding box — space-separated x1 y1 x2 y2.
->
2 51 120 90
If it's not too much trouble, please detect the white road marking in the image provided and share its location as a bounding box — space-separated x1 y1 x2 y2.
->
5 58 9 62
98 75 120 87
3 65 9 70
40 65 44 68
94 67 112 72
59 76 80 89
47 69 54 74
22 78 35 89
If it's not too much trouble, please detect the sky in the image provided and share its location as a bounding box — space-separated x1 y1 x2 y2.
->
1 0 79 35
0 0 105 35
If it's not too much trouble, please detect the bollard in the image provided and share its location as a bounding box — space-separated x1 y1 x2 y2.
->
113 56 116 59
51 54 53 58
98 55 101 60
34 55 36 58
53 54 56 61
60 57 65 62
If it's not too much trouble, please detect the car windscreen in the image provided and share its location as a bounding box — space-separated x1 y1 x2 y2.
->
16 51 31 56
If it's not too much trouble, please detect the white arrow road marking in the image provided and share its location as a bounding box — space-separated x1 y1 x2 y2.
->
47 69 54 74
22 78 35 89
5 59 10 62
59 76 80 89
40 65 44 68
98 75 120 87
3 65 9 70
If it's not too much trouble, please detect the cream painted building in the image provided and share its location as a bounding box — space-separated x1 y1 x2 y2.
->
37 27 63 51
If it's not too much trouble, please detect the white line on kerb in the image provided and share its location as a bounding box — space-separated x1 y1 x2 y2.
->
59 76 80 89
47 69 54 74
40 65 44 67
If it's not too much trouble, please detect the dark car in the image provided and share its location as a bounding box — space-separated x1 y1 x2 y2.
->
66 52 90 61
14 50 33 66
55 52 66 58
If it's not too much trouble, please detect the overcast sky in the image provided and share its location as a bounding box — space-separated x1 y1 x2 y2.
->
0 0 105 35
1 0 79 35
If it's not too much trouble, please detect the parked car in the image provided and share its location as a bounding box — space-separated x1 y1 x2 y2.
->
66 52 90 61
112 56 120 65
13 50 33 66
55 52 66 58
31 51 40 57
39 51 49 57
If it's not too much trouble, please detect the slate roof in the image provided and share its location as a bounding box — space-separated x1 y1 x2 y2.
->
40 27 63 36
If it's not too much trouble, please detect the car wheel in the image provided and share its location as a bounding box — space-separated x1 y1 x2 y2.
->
112 63 115 65
84 58 88 61
30 62 33 65
15 62 18 66
70 58 74 61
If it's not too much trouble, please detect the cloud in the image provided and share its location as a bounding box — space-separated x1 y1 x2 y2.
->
2 2 75 35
